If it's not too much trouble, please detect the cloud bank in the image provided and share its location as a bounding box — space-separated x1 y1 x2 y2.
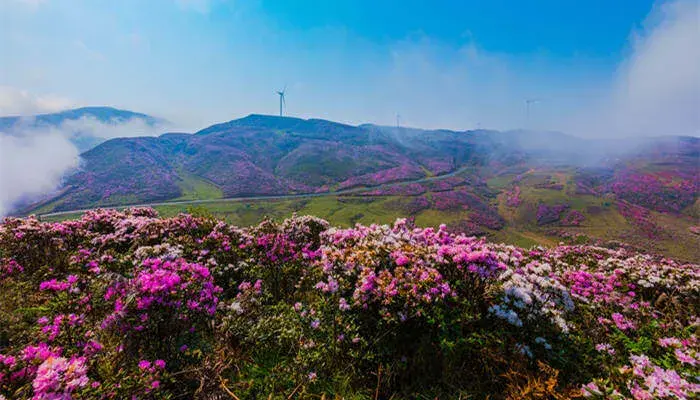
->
0 132 79 216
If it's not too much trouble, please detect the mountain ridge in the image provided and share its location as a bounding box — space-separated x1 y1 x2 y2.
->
14 110 697 262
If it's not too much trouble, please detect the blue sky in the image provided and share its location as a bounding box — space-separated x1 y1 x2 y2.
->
1 0 698 135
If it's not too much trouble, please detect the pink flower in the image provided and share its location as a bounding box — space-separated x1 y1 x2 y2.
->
659 337 681 348
1 355 16 368
581 382 601 396
595 343 615 355
674 349 696 366
611 313 635 331
32 356 89 398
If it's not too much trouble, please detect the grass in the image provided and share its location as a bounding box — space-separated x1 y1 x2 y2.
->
173 172 224 201
486 175 512 190
491 227 556 248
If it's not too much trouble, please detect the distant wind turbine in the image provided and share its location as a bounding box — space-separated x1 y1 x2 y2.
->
276 87 287 117
525 98 541 127
396 113 401 129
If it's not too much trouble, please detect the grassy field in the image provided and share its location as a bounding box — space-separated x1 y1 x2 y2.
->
38 167 699 263
173 172 224 201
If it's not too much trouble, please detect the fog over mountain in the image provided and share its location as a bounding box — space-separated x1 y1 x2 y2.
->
0 107 168 215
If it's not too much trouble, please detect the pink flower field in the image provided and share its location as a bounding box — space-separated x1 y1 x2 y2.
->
0 208 698 399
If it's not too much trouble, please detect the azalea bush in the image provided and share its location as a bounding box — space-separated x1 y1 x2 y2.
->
0 208 698 399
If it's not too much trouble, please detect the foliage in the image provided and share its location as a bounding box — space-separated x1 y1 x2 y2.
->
1 208 698 399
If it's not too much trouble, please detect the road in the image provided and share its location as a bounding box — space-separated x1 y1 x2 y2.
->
37 165 474 218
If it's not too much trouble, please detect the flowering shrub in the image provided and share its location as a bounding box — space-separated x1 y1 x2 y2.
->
561 210 585 226
536 203 570 225
0 209 698 398
505 185 522 207
338 165 424 190
101 257 222 363
609 172 698 213
617 201 662 239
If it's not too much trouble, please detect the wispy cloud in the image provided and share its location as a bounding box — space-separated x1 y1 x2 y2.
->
57 116 167 139
379 0 699 137
566 0 699 138
609 0 699 137
0 86 74 116
73 40 107 62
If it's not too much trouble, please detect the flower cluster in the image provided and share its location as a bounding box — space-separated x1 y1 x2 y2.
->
102 257 221 334
0 208 697 399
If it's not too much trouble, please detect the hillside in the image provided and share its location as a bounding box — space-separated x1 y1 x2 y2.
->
27 114 699 262
0 210 697 398
31 114 496 211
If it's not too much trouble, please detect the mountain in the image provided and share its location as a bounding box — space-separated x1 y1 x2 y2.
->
23 113 700 261
30 114 698 213
0 106 165 152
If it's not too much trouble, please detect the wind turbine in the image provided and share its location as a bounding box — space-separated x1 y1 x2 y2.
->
276 87 287 117
525 98 540 127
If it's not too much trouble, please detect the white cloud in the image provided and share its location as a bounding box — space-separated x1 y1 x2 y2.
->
57 116 166 138
569 0 700 138
0 132 79 216
612 0 699 137
0 86 74 116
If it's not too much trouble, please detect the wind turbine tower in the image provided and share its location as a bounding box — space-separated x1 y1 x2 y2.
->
525 98 540 127
277 87 287 117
